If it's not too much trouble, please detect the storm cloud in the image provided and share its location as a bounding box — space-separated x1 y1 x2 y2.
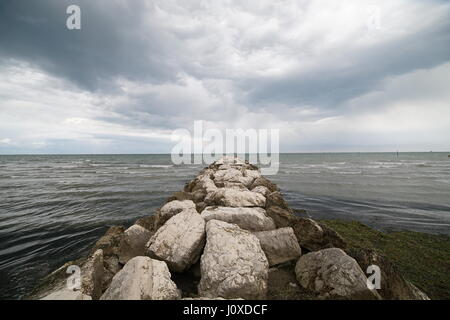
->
0 0 449 153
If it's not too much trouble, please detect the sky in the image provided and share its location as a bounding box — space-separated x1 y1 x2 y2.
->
0 0 449 154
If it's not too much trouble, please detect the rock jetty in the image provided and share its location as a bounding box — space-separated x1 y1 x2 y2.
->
28 157 429 300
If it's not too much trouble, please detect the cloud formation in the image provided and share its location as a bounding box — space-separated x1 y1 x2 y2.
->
0 0 449 153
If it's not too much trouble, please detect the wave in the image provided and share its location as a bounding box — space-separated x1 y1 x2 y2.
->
139 164 173 168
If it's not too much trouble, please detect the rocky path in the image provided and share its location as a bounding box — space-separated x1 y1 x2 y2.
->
31 157 429 300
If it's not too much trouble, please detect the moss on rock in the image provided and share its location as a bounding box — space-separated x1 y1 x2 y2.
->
320 219 450 300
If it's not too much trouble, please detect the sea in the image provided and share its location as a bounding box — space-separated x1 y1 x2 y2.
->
0 153 449 299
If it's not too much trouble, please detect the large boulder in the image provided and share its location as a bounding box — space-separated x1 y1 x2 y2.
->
204 188 266 207
80 249 104 300
198 220 269 299
295 248 380 300
100 257 180 300
201 206 276 232
118 224 153 264
255 227 302 266
146 209 206 272
41 289 92 300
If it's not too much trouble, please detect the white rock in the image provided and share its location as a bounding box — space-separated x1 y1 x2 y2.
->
214 168 254 187
100 256 180 300
251 186 270 197
295 248 381 300
118 224 152 264
41 289 92 300
204 188 266 207
201 206 275 232
198 220 269 299
254 227 301 266
193 175 218 193
147 209 206 272
244 169 261 180
158 200 196 225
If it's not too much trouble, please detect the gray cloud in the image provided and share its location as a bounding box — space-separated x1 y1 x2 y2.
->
0 0 178 91
0 0 449 153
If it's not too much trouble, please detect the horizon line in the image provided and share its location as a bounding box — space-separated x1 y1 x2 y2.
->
1 151 450 156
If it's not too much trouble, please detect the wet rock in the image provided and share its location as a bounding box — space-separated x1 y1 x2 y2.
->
201 206 276 232
147 209 206 272
266 191 291 211
295 248 381 300
266 206 294 228
118 225 153 264
192 189 207 203
347 247 429 300
27 259 87 300
250 176 278 193
102 255 121 291
291 218 324 250
81 249 104 300
198 220 269 299
293 208 310 218
204 188 266 207
291 218 346 251
318 222 347 249
166 191 194 203
100 257 180 300
255 227 302 266
90 226 124 257
134 215 157 232
196 202 207 213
